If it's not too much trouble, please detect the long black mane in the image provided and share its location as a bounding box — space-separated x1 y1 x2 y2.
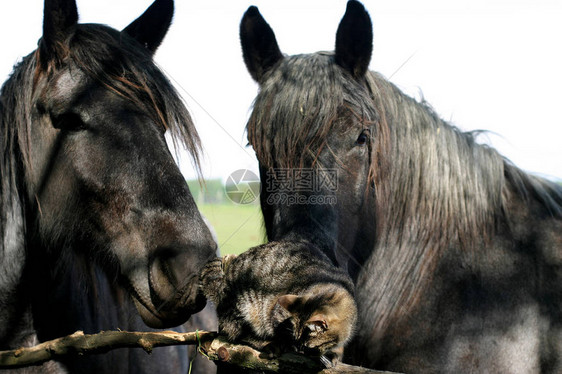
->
365 70 562 243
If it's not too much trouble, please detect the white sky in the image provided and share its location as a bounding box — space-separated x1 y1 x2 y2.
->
1 0 561 182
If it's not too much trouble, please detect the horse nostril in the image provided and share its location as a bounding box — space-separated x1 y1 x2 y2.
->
148 245 205 306
151 246 180 282
149 254 177 307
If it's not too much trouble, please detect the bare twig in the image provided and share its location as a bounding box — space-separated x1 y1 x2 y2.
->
0 330 399 374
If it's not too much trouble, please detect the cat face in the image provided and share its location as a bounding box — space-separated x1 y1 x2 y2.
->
276 283 357 355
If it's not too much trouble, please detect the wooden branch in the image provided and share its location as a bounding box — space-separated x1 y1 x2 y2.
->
0 330 217 369
201 335 399 374
0 330 399 374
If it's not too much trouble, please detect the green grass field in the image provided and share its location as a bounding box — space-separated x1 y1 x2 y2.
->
198 202 265 255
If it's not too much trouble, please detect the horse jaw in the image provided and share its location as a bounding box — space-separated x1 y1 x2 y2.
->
125 260 207 329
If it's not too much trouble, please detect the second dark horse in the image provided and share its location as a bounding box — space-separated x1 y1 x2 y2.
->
240 1 562 373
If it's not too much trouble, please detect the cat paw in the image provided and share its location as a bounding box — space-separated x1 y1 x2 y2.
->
199 258 225 297
200 258 223 278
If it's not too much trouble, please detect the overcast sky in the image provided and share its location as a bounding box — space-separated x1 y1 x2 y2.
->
1 0 561 182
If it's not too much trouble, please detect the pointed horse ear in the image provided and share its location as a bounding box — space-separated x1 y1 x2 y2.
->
240 6 283 83
40 0 78 67
122 0 174 54
335 0 373 79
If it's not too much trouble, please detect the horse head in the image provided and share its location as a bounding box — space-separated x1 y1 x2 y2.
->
240 1 378 273
14 0 217 328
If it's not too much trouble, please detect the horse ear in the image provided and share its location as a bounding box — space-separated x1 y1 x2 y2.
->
40 0 78 65
240 6 284 83
122 0 174 54
335 0 373 79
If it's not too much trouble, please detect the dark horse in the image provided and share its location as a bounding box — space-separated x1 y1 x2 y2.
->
0 0 217 372
240 1 562 373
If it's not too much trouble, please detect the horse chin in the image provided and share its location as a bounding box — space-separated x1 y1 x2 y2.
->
132 298 181 329
132 297 169 328
131 278 207 329
131 291 206 329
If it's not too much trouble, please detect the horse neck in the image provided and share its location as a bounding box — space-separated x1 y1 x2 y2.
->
27 238 134 335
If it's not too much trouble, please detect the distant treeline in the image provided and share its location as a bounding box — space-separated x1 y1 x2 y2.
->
187 179 562 205
187 179 228 204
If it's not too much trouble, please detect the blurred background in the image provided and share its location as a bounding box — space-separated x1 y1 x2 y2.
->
1 0 561 253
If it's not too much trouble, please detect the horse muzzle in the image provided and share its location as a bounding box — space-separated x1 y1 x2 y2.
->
125 246 213 328
132 278 206 329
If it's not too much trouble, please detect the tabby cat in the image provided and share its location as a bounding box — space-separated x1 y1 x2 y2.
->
199 240 357 363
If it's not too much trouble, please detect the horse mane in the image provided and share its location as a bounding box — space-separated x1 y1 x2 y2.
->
364 71 562 250
247 51 562 253
0 53 35 252
363 71 562 328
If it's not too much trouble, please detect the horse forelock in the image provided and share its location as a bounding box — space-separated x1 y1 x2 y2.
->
66 24 202 174
26 23 201 178
247 52 379 171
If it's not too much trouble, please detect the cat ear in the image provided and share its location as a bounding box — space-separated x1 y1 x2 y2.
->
306 313 329 332
277 294 300 313
122 0 174 54
335 0 373 79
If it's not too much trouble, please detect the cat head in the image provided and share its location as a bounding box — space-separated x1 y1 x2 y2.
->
276 284 357 355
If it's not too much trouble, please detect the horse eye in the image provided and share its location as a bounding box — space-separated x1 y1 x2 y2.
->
51 112 86 131
356 130 369 146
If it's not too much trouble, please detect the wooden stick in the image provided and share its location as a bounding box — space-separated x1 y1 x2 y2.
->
0 330 217 369
201 335 399 374
0 330 399 373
